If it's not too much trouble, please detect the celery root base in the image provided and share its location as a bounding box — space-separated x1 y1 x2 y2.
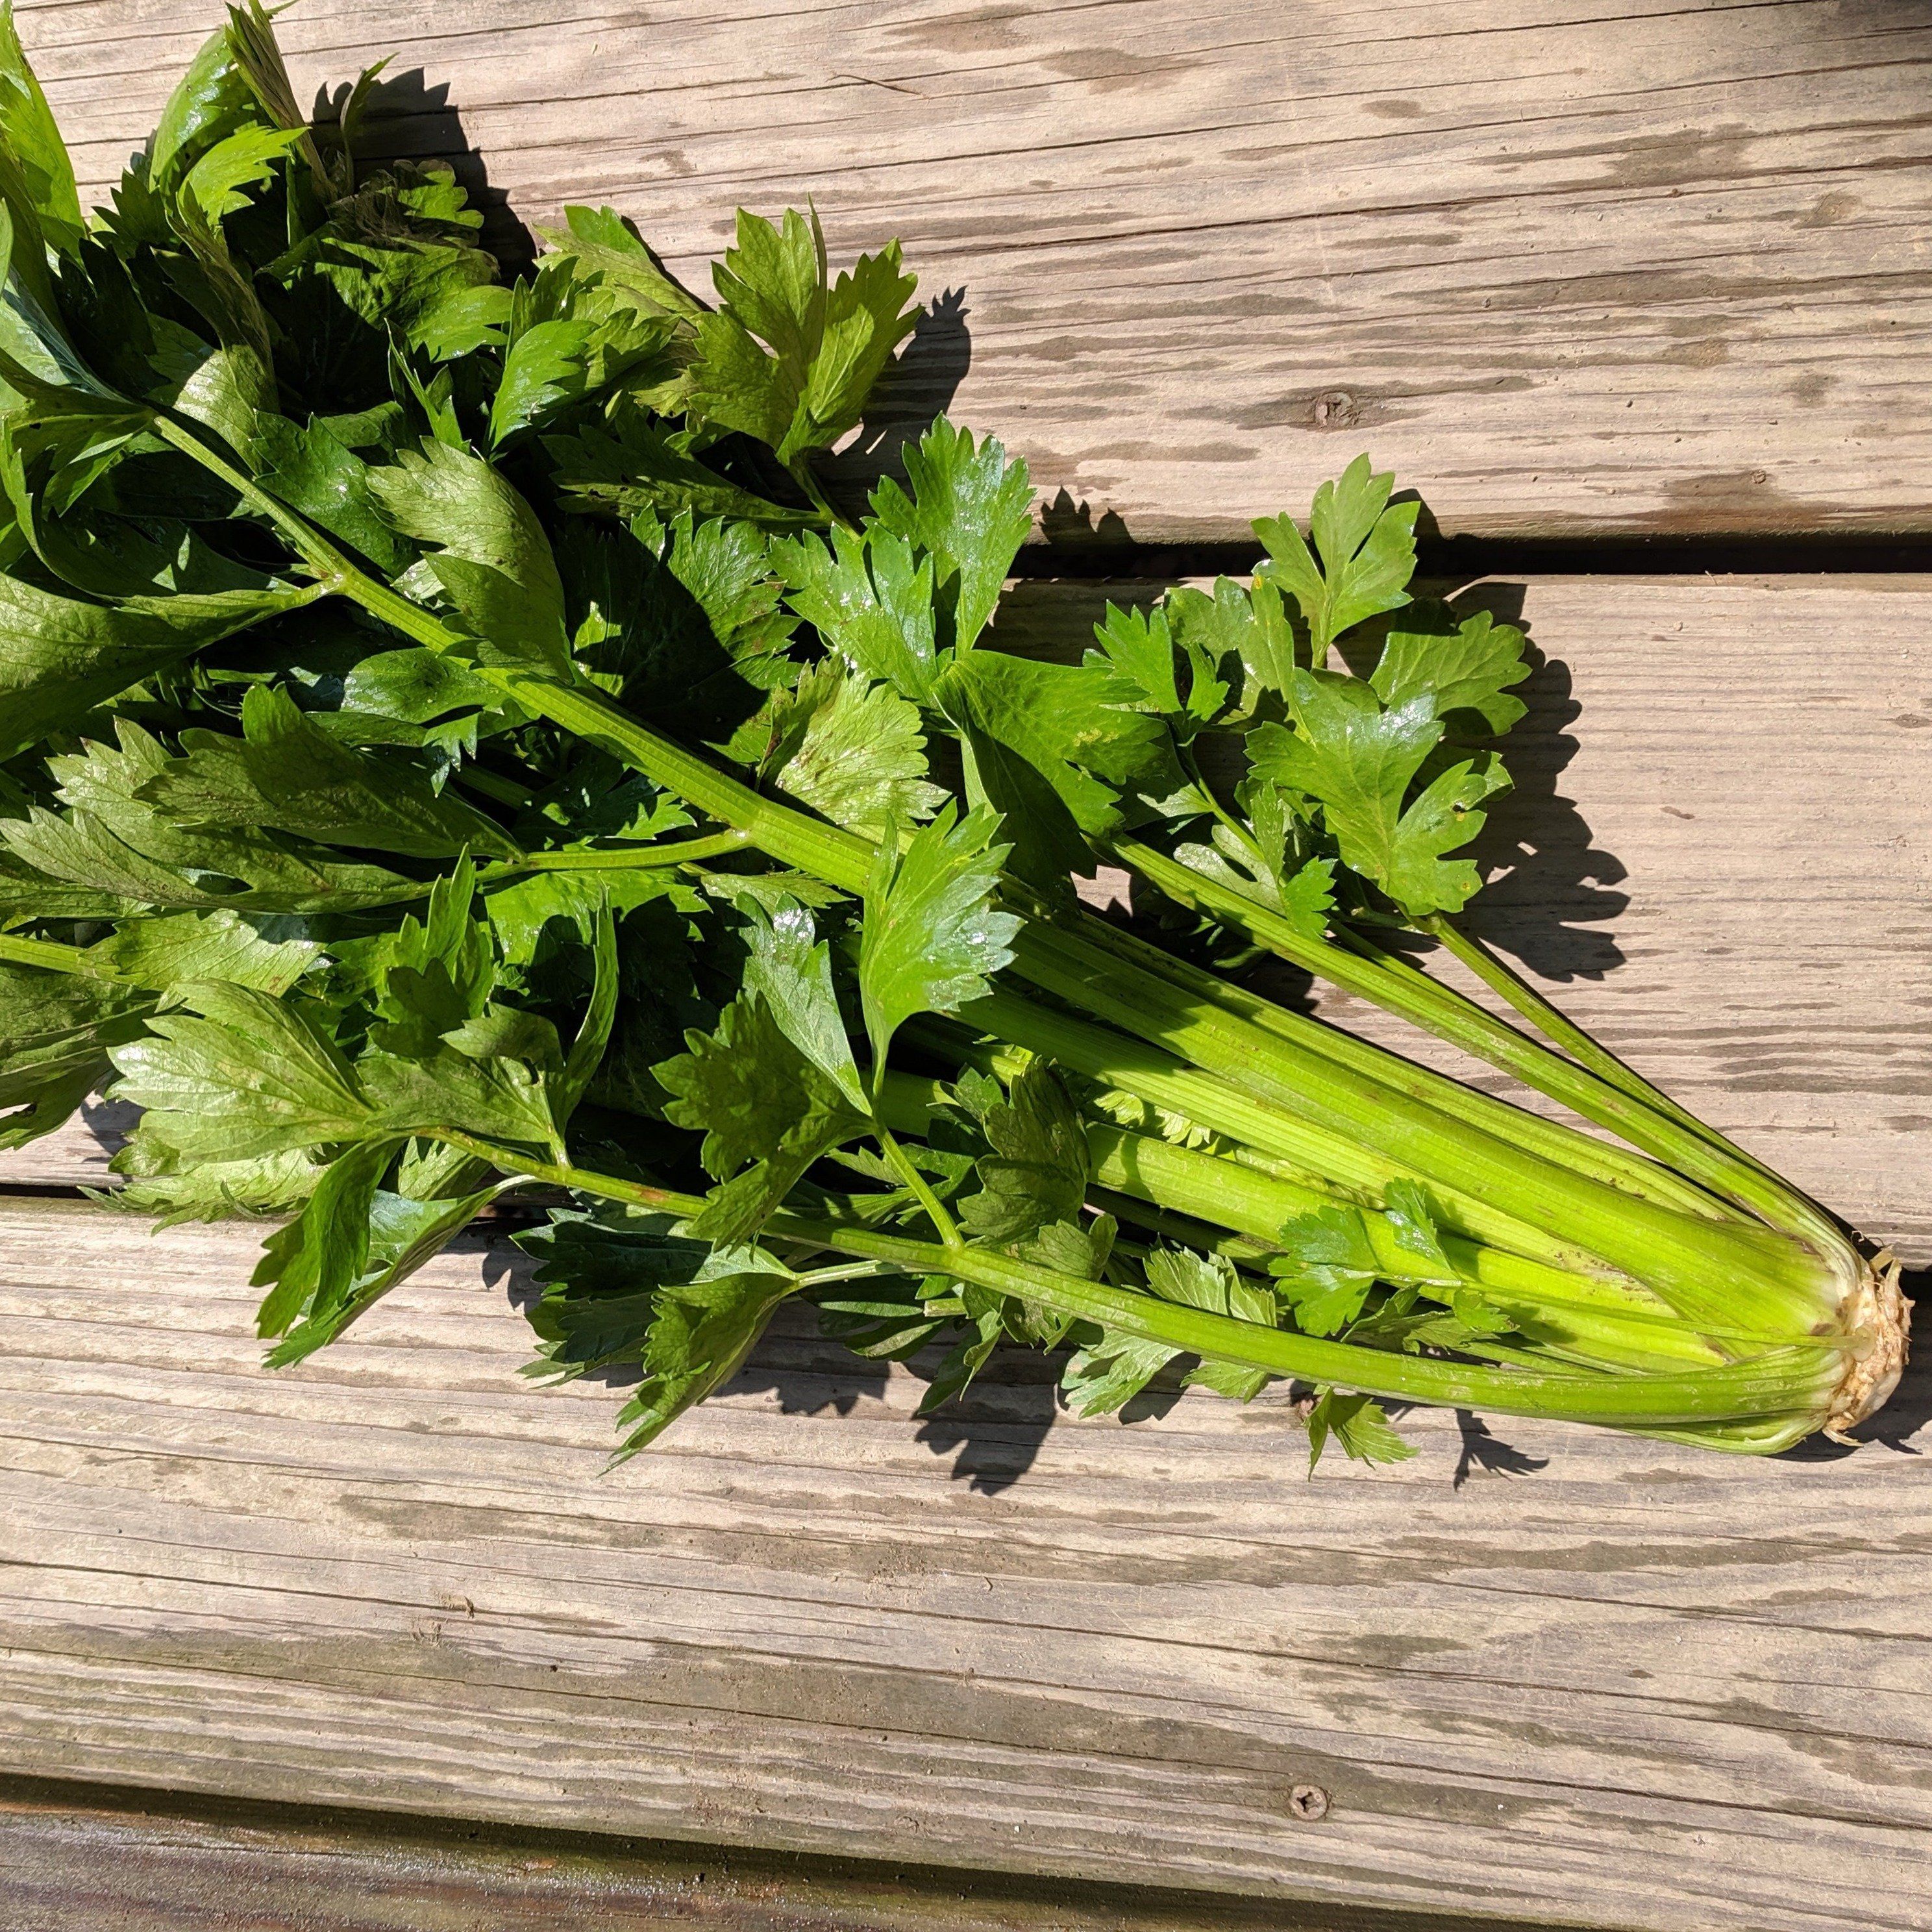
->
1825 1252 1911 1439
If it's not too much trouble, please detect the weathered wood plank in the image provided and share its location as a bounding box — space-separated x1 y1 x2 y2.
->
8 573 1924 1259
0 1200 1928 1932
17 0 1932 541
2 1777 1481 1932
0 1101 133 1195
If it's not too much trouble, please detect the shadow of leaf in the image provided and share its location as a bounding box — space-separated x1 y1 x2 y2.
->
1447 589 1631 983
314 68 535 265
900 1338 1063 1492
1038 486 1136 563
1454 1411 1551 1489
835 287 974 478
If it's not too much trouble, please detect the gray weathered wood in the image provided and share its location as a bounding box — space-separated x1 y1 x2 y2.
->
0 1200 1929 1932
3 3 1927 1918
1 1779 1454 1932
16 0 1932 541
0 1100 134 1195
10 573 1925 1258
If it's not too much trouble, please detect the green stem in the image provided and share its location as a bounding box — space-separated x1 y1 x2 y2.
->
0 931 129 980
877 1072 1810 1365
1116 835 1848 1248
792 1259 918 1290
1083 1185 1278 1265
454 764 539 808
498 675 875 892
998 924 1832 1333
428 1130 1839 1439
873 1113 963 1249
1177 741 1256 854
958 985 1665 1281
510 833 751 873
1048 891 1750 1229
151 413 432 635
876 1066 1616 1305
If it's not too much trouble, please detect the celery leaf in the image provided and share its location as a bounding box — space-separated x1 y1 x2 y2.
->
368 442 571 673
758 660 947 843
689 206 919 463
1307 1389 1417 1471
137 685 519 860
859 802 1020 1076
1372 607 1530 735
869 418 1032 651
1250 669 1509 916
1254 454 1418 656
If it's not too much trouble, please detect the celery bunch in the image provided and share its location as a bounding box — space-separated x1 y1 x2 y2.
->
0 4 1904 1467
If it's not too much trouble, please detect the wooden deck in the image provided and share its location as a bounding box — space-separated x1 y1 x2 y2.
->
27 0 1932 543
4 3 1930 1927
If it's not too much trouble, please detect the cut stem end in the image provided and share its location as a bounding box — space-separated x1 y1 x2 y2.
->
1824 1251 1912 1439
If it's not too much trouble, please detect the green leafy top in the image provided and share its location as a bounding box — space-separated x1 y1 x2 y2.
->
1254 454 1418 660
859 803 1020 1080
1250 670 1509 917
1009 454 1531 923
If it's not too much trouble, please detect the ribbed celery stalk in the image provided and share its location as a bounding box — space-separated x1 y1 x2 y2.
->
869 1080 1798 1375
1115 837 1840 1245
428 1131 1844 1443
998 924 1838 1333
876 1069 1718 1321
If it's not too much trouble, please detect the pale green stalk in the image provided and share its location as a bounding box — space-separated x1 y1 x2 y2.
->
1115 836 1840 1245
0 931 129 980
960 983 1596 1272
995 932 1836 1331
873 1066 1616 1304
428 1129 1842 1444
1046 891 1752 1228
513 834 751 871
873 1074 1813 1371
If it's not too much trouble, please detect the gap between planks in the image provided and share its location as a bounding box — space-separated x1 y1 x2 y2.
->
0 1774 1563 1932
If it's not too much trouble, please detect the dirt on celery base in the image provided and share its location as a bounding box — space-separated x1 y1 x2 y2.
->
1824 1252 1911 1439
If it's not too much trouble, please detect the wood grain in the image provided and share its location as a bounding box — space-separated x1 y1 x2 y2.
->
3 5 1926 1918
10 573 1925 1259
0 1199 1929 1932
15 0 1932 541
3 1779 1472 1932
